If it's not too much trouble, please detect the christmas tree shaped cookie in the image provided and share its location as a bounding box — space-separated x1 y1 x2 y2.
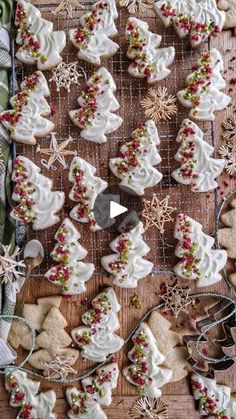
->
191 374 236 417
125 17 175 84
123 323 172 396
5 370 57 418
45 218 94 295
177 49 231 121
174 213 227 287
69 0 119 65
153 0 225 48
0 71 54 145
8 295 62 351
148 311 189 382
101 222 153 288
172 119 225 192
71 288 124 362
28 306 80 376
66 362 119 419
109 120 162 195
15 0 66 70
11 156 64 230
69 156 108 231
69 67 123 144
77 67 119 111
218 197 236 286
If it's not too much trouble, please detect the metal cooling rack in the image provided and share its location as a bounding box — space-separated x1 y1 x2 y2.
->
13 3 219 277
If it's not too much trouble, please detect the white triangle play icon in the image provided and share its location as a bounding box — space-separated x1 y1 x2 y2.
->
110 201 127 219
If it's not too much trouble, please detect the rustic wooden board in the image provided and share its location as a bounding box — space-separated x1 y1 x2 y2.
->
0 1 236 418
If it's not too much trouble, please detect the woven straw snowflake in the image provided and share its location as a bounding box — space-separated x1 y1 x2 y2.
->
222 114 236 148
141 87 177 123
142 194 176 233
50 62 85 93
219 145 236 175
130 397 168 419
119 0 154 13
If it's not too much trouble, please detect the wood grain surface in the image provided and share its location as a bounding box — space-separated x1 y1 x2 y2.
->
0 1 236 418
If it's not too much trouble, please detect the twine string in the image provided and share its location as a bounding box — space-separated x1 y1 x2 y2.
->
0 291 235 383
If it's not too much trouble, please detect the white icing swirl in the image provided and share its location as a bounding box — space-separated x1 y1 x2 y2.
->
71 288 124 362
177 49 231 121
0 71 54 145
174 213 227 287
109 120 162 196
15 0 66 70
69 0 119 65
69 67 123 144
11 156 64 230
101 222 153 288
66 363 119 418
45 218 94 295
66 388 106 419
172 119 225 192
191 374 231 416
126 17 175 84
68 156 108 231
153 0 225 47
123 323 172 397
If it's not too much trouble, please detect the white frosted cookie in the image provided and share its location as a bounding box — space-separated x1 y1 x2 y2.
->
15 0 66 70
153 0 225 47
5 371 57 419
69 68 123 143
174 213 227 287
101 222 153 288
71 287 124 362
109 120 162 195
0 71 54 145
123 323 172 397
45 218 94 295
77 67 120 112
177 49 231 121
68 156 108 231
66 388 107 419
69 0 119 65
11 156 64 230
66 363 119 419
125 17 175 84
191 374 233 417
172 119 225 192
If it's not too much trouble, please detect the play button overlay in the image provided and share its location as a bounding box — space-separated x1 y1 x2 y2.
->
110 201 127 219
93 187 142 230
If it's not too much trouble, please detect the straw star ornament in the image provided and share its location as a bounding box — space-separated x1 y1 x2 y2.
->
37 133 77 170
50 62 85 93
142 195 176 233
161 283 194 318
53 0 81 18
0 245 25 284
119 0 154 13
44 355 77 379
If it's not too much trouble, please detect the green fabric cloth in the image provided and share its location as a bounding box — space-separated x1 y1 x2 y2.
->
0 0 14 27
0 0 16 350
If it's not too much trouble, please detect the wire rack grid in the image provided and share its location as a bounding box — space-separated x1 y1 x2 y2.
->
14 3 219 277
